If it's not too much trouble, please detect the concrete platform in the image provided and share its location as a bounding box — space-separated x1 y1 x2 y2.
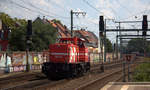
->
101 82 150 90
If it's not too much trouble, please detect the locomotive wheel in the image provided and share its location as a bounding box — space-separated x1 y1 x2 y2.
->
73 68 78 77
86 62 90 72
77 65 84 76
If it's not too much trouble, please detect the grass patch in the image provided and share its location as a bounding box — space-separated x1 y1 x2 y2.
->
132 63 150 82
143 57 150 61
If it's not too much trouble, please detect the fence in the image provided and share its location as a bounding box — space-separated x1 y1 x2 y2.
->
0 51 120 74
0 51 48 74
89 52 120 66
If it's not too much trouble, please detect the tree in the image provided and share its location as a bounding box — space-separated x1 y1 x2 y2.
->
105 38 113 53
52 19 62 25
127 39 143 53
0 13 16 29
126 38 150 53
9 26 26 51
9 17 57 51
0 13 27 29
31 18 57 51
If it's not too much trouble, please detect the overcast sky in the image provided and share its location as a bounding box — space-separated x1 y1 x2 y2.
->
0 0 150 43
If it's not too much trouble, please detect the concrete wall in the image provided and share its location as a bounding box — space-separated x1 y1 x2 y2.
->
0 51 49 73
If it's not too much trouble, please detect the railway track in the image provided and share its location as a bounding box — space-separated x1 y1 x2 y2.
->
76 68 123 90
34 61 131 90
90 60 123 72
0 59 135 90
3 78 68 90
43 67 124 90
43 58 140 90
76 60 141 90
0 71 46 89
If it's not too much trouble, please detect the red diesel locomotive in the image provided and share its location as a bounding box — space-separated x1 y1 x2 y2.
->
42 37 90 79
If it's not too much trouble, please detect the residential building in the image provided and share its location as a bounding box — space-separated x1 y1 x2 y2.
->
74 29 98 53
48 20 71 38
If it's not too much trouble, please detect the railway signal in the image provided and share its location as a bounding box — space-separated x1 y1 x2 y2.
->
142 15 148 36
99 16 104 32
27 20 32 36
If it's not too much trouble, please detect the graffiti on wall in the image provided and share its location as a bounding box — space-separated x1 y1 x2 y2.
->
0 51 49 72
0 53 6 67
12 52 26 66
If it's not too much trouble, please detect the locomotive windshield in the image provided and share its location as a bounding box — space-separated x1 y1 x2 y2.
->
59 39 72 44
58 37 85 47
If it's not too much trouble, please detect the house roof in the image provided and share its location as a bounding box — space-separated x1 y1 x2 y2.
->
88 31 98 42
55 23 71 38
58 31 67 38
34 17 71 38
48 20 57 28
74 30 98 47
48 20 71 38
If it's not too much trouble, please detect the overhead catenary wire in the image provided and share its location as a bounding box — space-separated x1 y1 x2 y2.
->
120 9 150 21
5 0 71 29
20 0 70 19
47 0 69 12
143 1 150 14
115 0 132 16
82 0 113 19
8 0 70 20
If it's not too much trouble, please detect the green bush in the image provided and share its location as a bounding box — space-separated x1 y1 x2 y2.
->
133 63 150 82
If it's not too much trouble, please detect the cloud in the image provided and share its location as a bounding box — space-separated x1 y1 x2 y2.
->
1 0 150 40
101 9 115 19
95 0 119 19
95 0 150 21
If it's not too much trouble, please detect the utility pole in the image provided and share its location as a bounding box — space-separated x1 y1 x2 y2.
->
112 43 115 60
114 22 122 59
70 10 86 37
118 22 123 59
104 19 115 62
71 10 73 37
128 60 130 81
142 15 148 57
104 19 106 62
99 16 104 72
26 20 32 72
123 60 126 82
116 35 118 59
